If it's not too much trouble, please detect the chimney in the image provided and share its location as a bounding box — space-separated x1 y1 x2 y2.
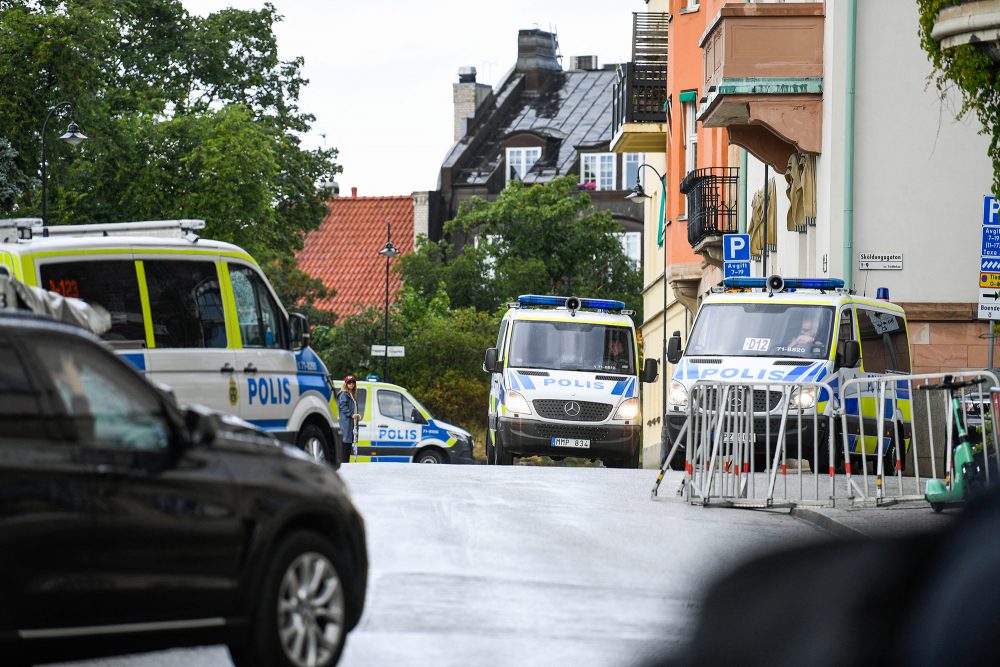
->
453 66 493 141
569 55 599 71
351 186 357 198
515 29 561 91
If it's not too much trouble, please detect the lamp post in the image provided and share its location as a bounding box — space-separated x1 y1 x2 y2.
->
377 219 400 382
625 163 670 460
41 102 88 225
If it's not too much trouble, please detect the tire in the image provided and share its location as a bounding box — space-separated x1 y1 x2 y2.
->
485 430 496 465
494 433 514 465
297 423 337 469
230 532 349 667
414 448 446 464
664 429 685 471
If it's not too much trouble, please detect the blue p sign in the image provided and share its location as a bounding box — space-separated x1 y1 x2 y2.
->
724 234 751 262
985 196 1000 226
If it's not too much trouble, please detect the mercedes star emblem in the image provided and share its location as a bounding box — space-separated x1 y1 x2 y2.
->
564 401 581 417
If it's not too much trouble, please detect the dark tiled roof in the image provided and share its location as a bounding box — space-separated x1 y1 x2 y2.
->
297 196 414 317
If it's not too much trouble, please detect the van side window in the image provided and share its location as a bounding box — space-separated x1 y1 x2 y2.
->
38 260 145 342
857 309 910 373
0 341 49 441
836 307 854 361
355 388 368 420
377 389 419 423
229 266 287 349
144 260 226 348
496 320 509 361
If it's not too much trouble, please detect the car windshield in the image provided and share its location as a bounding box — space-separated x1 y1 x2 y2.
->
686 303 835 359
508 320 634 374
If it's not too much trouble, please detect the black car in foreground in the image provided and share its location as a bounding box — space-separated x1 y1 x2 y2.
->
0 311 367 667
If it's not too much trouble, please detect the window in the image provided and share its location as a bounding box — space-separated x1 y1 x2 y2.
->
0 341 49 441
686 304 835 359
39 260 145 342
582 153 616 191
355 388 368 421
31 336 169 449
508 321 635 374
506 147 541 183
229 266 287 349
683 99 698 178
684 0 700 11
623 153 644 190
496 319 509 361
836 307 855 362
617 232 642 269
144 260 226 349
377 389 420 423
857 309 910 373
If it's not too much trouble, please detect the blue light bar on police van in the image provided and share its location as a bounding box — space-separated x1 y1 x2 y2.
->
722 277 845 290
517 295 626 311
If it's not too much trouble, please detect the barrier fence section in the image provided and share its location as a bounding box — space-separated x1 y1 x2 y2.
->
652 371 1000 509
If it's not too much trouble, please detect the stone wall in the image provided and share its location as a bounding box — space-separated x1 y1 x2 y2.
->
909 320 997 375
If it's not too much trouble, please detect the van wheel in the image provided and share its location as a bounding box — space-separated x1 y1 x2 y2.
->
414 449 445 464
495 435 514 465
229 531 348 667
297 424 336 468
486 431 496 465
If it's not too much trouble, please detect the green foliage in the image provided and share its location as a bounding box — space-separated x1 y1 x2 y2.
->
0 137 35 212
397 176 643 318
0 0 338 259
918 0 1000 195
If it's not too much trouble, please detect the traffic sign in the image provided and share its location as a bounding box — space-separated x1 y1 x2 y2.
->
979 288 1000 320
724 261 751 278
982 273 1000 288
371 345 405 357
723 234 750 262
983 226 1000 257
984 195 1000 226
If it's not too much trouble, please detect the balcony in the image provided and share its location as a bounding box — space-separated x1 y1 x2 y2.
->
679 167 739 265
611 12 669 153
698 3 824 171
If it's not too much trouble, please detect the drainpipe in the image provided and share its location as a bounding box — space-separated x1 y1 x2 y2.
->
739 149 748 234
843 0 858 289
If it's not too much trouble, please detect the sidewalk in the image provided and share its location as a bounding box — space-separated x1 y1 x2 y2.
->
791 500 959 537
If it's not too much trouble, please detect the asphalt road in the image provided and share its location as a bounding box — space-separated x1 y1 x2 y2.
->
58 465 825 667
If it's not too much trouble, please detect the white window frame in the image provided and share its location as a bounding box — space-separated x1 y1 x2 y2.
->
683 100 698 177
506 147 541 184
683 0 700 12
623 153 644 190
581 153 616 191
616 231 642 269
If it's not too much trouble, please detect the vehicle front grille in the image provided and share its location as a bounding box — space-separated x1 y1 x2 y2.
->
692 387 783 413
533 399 613 422
535 423 609 441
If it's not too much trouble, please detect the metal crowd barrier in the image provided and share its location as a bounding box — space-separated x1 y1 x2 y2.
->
651 371 1000 509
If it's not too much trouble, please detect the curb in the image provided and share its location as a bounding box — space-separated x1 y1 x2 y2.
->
790 507 867 538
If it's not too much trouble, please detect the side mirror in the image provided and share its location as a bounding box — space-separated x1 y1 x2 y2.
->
641 358 659 383
183 407 218 447
667 331 683 364
290 313 310 351
841 340 861 368
483 347 499 374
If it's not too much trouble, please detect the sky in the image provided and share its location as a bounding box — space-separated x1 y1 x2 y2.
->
181 0 635 197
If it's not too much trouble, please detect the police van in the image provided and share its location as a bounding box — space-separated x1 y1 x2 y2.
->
664 276 912 471
0 218 339 465
331 379 474 464
483 295 659 467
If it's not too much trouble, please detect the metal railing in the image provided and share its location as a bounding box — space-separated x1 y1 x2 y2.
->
679 167 739 247
612 62 668 135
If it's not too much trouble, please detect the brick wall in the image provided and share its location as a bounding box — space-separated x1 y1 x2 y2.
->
909 320 997 374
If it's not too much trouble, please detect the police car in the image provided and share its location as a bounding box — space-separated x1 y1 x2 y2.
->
484 295 659 467
0 218 340 466
664 276 912 471
332 379 474 464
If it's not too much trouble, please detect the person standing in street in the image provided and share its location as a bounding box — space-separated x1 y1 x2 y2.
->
338 374 361 462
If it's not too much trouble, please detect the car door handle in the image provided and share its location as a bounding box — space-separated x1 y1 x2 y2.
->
359 423 368 428
377 424 388 428
243 363 258 374
221 363 235 373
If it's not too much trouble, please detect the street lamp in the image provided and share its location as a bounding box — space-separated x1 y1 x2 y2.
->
624 163 671 464
41 101 88 225
377 219 400 382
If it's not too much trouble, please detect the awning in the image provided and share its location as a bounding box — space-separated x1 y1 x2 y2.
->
785 153 816 232
748 177 778 259
679 89 698 103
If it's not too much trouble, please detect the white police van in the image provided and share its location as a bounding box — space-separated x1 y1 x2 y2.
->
0 218 340 465
663 276 912 471
331 379 473 464
483 295 659 467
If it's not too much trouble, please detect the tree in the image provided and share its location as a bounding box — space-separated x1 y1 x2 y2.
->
0 137 35 213
397 176 643 318
918 0 1000 195
0 0 338 260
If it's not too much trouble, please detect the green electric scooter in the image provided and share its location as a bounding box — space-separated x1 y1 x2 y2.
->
922 375 990 512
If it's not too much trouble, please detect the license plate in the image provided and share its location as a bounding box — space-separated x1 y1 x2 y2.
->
552 437 590 449
721 432 753 444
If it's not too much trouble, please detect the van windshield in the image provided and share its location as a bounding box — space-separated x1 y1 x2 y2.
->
508 320 634 374
687 303 835 359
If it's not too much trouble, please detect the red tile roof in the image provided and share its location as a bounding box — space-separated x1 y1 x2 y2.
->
297 193 414 317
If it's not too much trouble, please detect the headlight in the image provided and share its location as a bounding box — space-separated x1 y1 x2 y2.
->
668 380 688 408
614 397 639 420
445 429 467 443
505 390 531 415
789 386 818 410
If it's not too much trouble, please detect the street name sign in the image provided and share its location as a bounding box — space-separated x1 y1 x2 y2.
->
858 252 902 270
371 345 405 357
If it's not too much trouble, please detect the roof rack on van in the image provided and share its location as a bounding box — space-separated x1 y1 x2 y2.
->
0 218 42 243
28 219 207 243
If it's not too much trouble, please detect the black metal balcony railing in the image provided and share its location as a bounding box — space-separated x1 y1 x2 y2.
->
679 167 740 247
612 62 668 135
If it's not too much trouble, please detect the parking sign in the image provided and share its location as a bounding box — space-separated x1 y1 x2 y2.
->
723 234 750 262
984 195 1000 226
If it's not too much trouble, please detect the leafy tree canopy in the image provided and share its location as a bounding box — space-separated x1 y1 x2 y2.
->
918 0 1000 195
397 176 643 319
0 0 339 264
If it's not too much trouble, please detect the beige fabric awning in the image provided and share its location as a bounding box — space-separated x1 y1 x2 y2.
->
785 153 816 232
748 177 778 259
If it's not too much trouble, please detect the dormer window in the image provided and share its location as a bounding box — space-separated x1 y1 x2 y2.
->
581 153 616 191
506 147 542 183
